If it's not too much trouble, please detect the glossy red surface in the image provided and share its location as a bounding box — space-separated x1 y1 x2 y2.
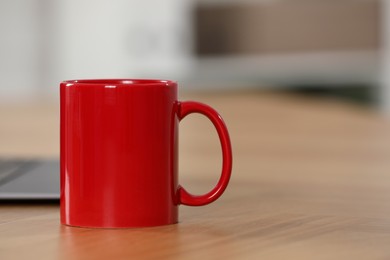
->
60 79 232 228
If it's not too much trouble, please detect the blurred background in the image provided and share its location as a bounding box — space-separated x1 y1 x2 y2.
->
1 0 390 170
0 0 388 108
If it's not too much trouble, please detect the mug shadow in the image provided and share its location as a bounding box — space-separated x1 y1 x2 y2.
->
58 222 238 259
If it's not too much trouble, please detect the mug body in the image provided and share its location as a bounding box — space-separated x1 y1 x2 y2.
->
60 79 179 228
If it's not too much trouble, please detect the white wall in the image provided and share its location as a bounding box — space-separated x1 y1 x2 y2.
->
0 0 194 101
0 1 41 101
57 0 193 80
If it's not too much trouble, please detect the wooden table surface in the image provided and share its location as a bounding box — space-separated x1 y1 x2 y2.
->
1 91 390 259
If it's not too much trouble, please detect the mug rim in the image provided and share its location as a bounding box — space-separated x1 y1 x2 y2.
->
61 79 177 87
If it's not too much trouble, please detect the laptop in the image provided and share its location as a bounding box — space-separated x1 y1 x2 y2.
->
0 158 59 200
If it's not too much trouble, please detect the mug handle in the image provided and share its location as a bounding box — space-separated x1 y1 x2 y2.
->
178 101 233 206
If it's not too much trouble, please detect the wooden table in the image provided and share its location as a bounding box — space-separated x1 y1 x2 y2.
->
1 91 390 259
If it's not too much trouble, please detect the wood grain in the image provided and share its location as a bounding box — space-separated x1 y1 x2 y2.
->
1 91 390 259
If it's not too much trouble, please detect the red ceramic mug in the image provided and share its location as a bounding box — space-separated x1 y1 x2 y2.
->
60 79 232 228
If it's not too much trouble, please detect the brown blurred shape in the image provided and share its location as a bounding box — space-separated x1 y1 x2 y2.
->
195 0 380 55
